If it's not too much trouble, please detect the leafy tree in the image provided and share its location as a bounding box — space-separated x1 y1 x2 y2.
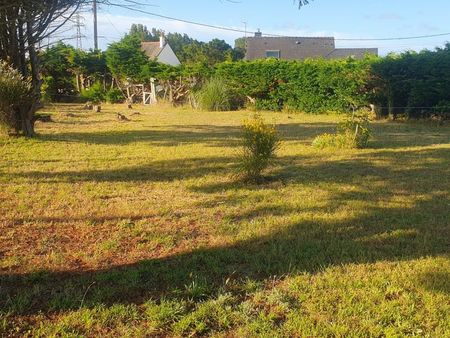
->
128 24 165 43
105 34 149 83
129 24 157 41
40 43 77 101
0 0 90 136
166 32 196 60
234 38 246 60
40 43 109 101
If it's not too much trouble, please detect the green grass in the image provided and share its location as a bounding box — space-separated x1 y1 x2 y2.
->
0 103 449 337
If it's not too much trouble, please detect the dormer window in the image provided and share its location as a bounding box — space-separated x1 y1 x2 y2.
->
266 50 280 59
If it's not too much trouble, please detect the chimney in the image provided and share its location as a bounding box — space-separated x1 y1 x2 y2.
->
255 29 262 38
160 34 166 48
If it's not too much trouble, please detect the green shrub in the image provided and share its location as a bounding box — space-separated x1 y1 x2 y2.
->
313 111 371 149
238 114 279 182
196 77 241 111
433 101 450 121
105 88 125 104
338 111 371 148
81 82 105 104
0 62 32 134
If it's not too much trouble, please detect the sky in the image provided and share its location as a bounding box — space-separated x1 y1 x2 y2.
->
62 0 450 55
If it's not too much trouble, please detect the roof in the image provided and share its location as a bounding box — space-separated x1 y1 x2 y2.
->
141 41 163 60
245 36 377 60
326 48 379 60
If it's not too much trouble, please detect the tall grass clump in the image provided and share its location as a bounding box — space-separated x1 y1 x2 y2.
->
196 77 239 111
0 62 32 134
238 114 279 183
313 110 371 149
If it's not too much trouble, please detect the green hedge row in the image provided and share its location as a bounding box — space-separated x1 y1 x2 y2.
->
215 58 373 113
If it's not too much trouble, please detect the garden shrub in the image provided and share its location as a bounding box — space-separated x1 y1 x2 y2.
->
81 82 105 104
433 101 450 121
338 110 371 148
105 88 125 104
313 111 371 149
0 62 32 134
196 77 242 111
238 114 279 182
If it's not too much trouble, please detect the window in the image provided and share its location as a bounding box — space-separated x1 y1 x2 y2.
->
265 50 280 59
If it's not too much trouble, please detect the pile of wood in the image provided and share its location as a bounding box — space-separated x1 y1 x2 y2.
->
161 77 200 106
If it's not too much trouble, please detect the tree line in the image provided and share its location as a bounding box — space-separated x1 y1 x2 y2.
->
39 28 450 121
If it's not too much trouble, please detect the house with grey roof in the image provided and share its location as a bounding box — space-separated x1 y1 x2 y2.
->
245 32 377 61
141 36 181 66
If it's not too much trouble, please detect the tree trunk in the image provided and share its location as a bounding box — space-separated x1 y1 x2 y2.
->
23 18 42 137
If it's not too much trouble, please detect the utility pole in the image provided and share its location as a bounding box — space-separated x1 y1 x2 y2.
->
242 21 247 38
93 0 98 50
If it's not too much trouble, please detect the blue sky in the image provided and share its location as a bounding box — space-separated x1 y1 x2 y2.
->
70 0 450 55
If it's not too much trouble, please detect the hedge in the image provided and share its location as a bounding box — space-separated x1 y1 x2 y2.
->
215 58 374 113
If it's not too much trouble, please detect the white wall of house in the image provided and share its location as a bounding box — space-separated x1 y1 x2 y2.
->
158 45 181 66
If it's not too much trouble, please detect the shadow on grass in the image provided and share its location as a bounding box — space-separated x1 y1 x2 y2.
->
40 123 336 147
1 147 449 315
370 121 450 149
1 195 448 315
36 121 450 152
191 147 450 194
6 156 235 183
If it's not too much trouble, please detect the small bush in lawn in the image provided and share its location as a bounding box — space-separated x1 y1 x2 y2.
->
197 77 241 111
313 110 371 149
105 88 125 104
81 82 105 104
0 62 32 134
238 114 279 183
433 101 450 122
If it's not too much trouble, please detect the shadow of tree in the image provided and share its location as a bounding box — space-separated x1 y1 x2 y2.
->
191 147 450 194
1 147 448 315
6 156 235 183
39 123 337 147
370 122 450 149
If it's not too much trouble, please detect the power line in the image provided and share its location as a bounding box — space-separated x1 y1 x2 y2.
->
107 4 450 42
108 4 250 34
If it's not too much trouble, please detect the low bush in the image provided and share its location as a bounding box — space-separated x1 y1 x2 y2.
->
81 82 105 104
238 114 279 182
433 101 450 121
106 88 125 104
0 62 32 134
196 77 242 111
313 111 371 149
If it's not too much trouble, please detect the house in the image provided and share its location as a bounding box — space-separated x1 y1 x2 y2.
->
245 31 378 61
141 36 181 66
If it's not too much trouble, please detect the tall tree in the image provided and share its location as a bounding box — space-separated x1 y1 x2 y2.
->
105 34 149 83
0 0 88 136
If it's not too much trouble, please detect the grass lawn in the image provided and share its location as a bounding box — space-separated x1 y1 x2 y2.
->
0 103 449 337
